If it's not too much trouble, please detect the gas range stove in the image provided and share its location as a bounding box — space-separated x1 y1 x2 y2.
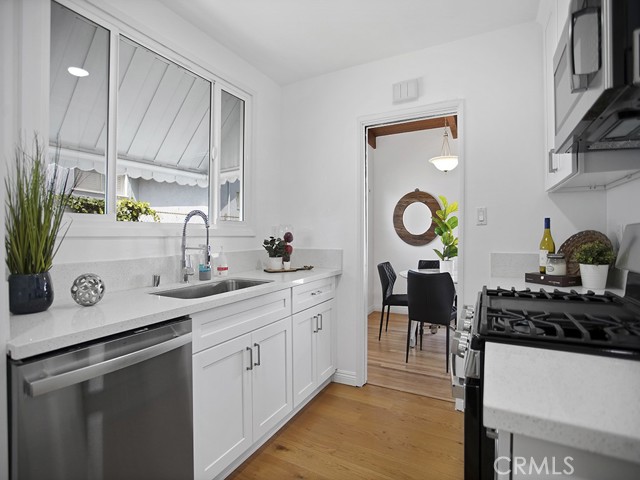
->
475 286 640 359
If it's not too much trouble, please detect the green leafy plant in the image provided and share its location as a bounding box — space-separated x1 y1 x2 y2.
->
263 236 286 258
573 241 615 265
116 198 159 222
432 195 459 261
67 195 105 215
5 135 71 274
66 196 159 222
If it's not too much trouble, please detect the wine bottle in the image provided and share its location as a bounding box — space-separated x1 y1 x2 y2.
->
539 217 555 273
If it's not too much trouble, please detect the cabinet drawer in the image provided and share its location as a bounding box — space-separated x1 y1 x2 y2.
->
292 277 335 313
192 289 291 354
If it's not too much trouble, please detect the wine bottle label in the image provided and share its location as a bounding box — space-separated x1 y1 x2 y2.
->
539 250 549 267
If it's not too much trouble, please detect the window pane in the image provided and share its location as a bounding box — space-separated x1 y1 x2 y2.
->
117 37 211 223
219 90 245 222
50 1 109 213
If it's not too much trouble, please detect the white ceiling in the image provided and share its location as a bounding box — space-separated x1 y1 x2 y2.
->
159 0 541 85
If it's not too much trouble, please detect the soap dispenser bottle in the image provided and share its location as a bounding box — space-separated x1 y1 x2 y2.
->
217 247 229 276
198 244 212 281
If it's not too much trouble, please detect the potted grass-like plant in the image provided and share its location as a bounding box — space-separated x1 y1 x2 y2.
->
5 135 71 314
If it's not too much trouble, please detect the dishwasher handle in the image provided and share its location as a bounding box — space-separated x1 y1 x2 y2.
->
25 331 192 398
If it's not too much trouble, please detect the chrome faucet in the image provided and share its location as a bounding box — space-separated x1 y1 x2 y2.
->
181 210 210 282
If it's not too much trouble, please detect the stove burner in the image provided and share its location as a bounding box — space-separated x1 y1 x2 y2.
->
487 287 617 303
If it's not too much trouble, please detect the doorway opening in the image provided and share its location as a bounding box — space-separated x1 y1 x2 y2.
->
357 100 465 401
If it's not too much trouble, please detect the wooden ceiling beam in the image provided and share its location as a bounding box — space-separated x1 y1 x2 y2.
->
367 115 457 149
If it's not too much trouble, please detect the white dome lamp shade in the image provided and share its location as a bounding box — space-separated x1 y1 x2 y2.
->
429 118 458 172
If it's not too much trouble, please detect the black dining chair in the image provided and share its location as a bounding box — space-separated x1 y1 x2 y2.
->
417 259 440 269
377 262 408 340
406 270 457 371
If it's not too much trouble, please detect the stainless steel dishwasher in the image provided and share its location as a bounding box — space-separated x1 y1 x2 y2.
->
9 316 193 480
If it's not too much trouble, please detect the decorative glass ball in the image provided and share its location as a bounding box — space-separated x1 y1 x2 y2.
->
70 273 105 306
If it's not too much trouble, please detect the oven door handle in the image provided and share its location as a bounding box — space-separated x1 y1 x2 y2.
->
24 332 192 397
634 28 640 86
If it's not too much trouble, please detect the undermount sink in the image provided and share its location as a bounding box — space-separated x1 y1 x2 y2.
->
152 279 272 299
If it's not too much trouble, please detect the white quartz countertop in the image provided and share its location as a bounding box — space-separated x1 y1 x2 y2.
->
8 267 341 360
483 342 640 465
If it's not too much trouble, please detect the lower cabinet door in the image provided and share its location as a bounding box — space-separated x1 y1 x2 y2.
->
292 310 316 408
315 299 335 385
193 334 252 480
251 317 293 440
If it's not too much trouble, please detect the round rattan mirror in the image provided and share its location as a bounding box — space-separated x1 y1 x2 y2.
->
392 189 440 246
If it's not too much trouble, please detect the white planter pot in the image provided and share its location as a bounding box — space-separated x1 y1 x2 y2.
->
579 264 609 290
283 261 291 270
439 260 454 275
266 256 282 270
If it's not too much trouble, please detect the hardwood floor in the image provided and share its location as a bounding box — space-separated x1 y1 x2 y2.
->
368 311 453 402
229 311 463 479
228 383 464 480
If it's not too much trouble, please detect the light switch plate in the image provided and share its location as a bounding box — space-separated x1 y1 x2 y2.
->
477 207 487 225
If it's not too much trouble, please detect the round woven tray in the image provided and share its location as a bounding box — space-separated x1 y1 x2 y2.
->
557 230 612 276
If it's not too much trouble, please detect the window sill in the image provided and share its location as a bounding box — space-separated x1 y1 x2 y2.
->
64 214 255 238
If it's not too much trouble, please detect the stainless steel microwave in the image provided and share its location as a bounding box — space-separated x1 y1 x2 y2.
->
553 0 640 153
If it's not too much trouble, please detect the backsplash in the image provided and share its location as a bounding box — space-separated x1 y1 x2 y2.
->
490 253 538 278
49 248 343 306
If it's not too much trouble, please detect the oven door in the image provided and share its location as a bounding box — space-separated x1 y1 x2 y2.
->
554 0 609 152
464 374 496 480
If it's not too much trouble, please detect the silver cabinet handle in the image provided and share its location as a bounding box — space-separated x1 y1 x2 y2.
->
568 6 600 93
548 149 558 173
25 332 192 397
246 346 253 371
253 342 261 367
310 289 323 296
313 315 318 333
318 313 323 331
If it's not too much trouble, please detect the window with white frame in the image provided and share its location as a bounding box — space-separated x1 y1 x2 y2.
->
49 0 249 225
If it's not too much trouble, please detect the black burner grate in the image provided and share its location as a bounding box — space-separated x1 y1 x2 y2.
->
478 287 640 353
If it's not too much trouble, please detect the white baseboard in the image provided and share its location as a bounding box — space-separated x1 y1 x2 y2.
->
332 369 359 386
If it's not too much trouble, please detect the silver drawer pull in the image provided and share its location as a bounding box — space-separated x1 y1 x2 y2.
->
246 346 253 370
254 342 261 367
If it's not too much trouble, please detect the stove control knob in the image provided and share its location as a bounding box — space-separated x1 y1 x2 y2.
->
451 331 469 358
463 318 473 332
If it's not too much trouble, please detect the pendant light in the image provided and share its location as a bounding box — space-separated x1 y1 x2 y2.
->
429 118 458 172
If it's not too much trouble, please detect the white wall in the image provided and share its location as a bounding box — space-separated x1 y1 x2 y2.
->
370 129 461 311
606 178 640 248
281 21 607 383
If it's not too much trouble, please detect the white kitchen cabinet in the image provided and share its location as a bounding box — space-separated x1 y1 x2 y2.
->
251 317 293 439
193 333 252 480
542 0 575 191
292 298 335 407
193 316 292 480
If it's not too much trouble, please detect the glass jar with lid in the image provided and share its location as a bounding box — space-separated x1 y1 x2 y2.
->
546 253 566 276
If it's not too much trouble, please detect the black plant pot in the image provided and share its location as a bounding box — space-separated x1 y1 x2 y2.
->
8 272 54 315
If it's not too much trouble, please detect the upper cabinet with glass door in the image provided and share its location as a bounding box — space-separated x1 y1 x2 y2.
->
49 0 250 227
